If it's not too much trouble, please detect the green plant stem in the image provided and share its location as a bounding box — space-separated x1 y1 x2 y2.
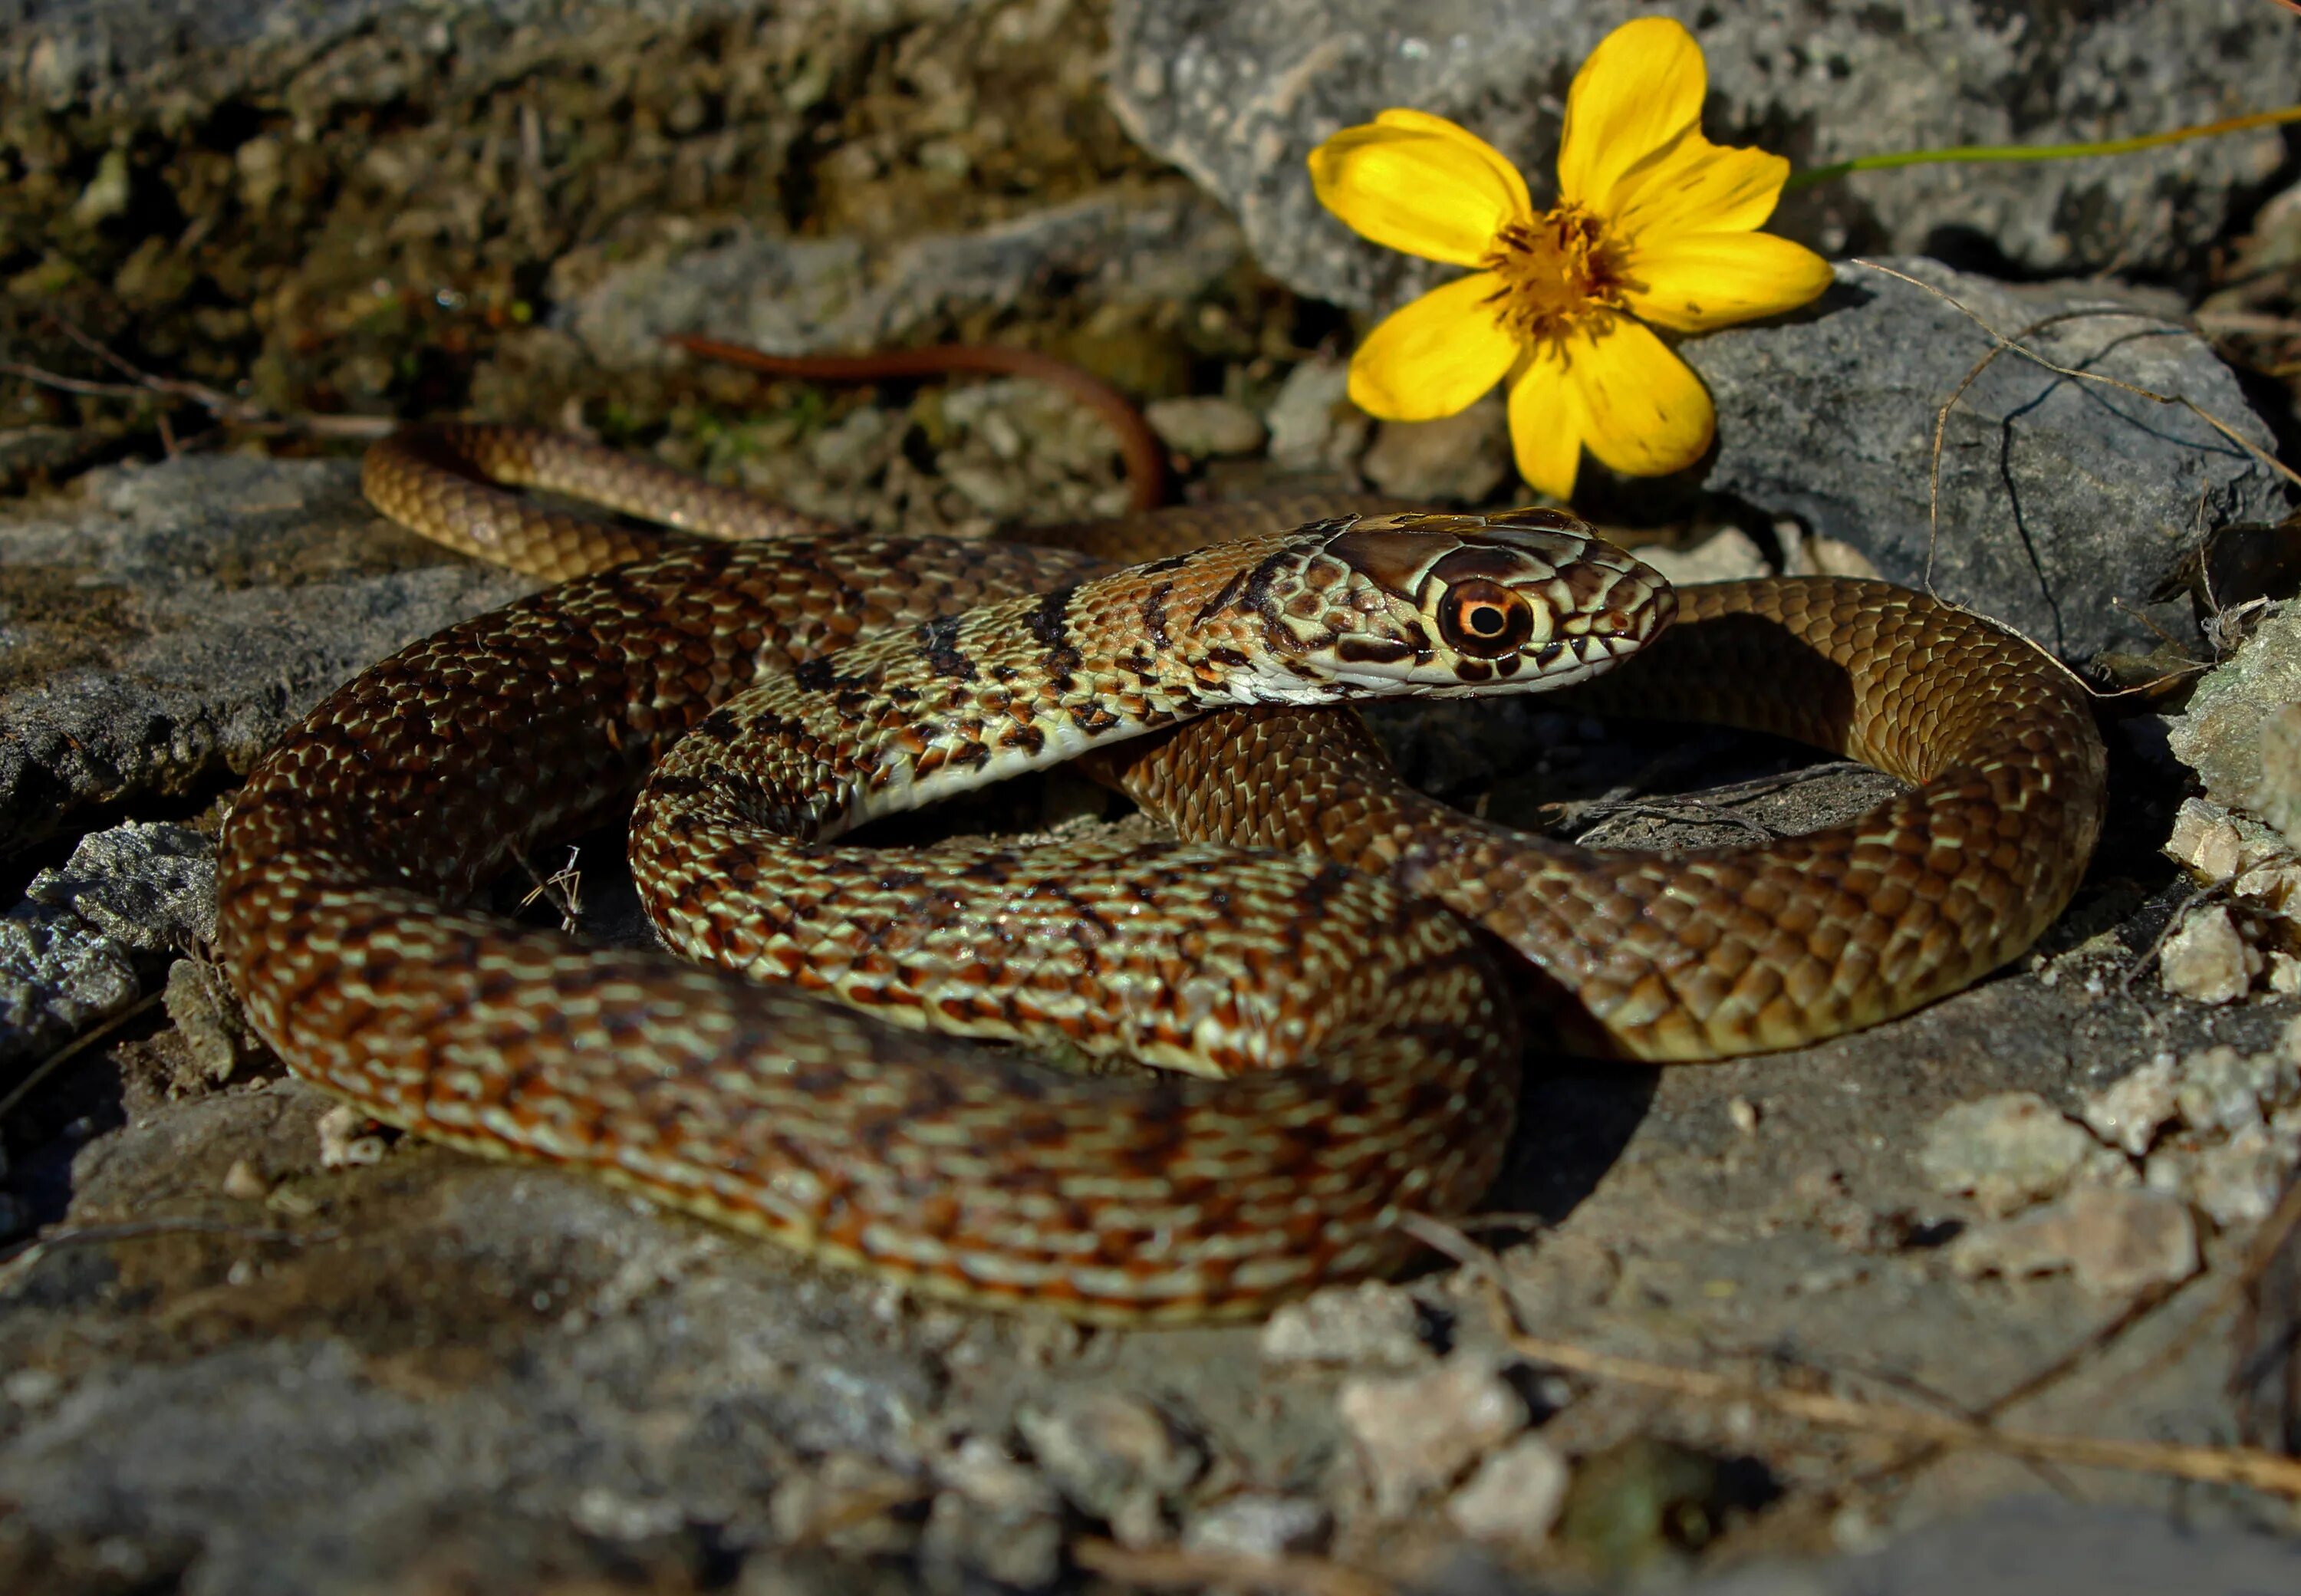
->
1786 105 2301 193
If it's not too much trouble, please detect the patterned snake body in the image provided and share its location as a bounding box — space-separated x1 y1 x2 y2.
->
214 426 2108 1319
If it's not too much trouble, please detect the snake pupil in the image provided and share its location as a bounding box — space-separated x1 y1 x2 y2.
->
1437 579 1534 658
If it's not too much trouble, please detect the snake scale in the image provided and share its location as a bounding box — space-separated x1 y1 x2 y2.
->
213 423 2108 1320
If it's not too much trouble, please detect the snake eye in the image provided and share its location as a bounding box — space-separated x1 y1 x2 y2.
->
1436 578 1534 658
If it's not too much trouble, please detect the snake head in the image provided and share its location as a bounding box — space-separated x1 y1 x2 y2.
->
1257 508 1674 699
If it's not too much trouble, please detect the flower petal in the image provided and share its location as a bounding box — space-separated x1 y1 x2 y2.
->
1556 17 1707 211
1506 351 1584 502
1621 231 1835 332
1347 271 1519 421
1606 134 1792 244
1311 118 1531 266
1371 109 1535 220
1563 314 1715 478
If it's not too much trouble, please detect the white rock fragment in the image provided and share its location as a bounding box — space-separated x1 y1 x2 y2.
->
1446 1433 1571 1544
1181 1494 1331 1558
2158 905 2257 1005
1918 1092 2109 1216
1947 1186 2199 1295
936 1435 1061 1518
2082 1055 2181 1155
1259 1279 1431 1367
2167 798 2248 883
1338 1355 1529 1517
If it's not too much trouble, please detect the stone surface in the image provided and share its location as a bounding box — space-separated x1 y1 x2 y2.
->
0 456 532 844
0 821 220 1068
1106 0 2298 309
2170 605 2301 831
23 821 216 959
566 188 1246 368
1692 260 2285 663
1917 1092 2106 1218
1947 1186 2199 1297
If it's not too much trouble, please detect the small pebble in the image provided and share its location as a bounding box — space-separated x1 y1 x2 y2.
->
1016 1391 1202 1546
1918 1092 2108 1217
2 1367 62 1407
1727 1097 1760 1136
2159 905 2255 1004
1181 1494 1331 1558
2148 1121 2301 1229
318 1104 388 1169
2174 1043 2296 1134
936 1434 1060 1518
221 1159 270 1201
1635 526 1771 585
920 1490 1062 1590
1259 1278 1432 1367
1947 1186 2199 1295
1143 395 1266 458
2080 1055 2181 1155
1359 395 1509 502
1263 359 1365 469
1447 1433 1571 1545
1338 1354 1529 1517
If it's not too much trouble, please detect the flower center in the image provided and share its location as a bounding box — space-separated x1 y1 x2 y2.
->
1479 205 1628 345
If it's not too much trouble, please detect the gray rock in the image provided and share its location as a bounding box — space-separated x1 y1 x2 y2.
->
2168 604 2301 830
1692 259 2286 663
1106 0 2299 309
565 187 1245 368
0 455 533 845
1 820 222 1069
23 821 216 958
0 900 139 1071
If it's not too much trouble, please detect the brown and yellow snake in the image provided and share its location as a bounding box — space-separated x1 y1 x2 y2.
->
213 423 2108 1320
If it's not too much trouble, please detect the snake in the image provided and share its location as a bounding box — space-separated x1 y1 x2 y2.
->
212 421 2108 1321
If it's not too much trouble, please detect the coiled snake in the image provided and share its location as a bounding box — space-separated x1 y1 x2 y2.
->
214 423 2108 1321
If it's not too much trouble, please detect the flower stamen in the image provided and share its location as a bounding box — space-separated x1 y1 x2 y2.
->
1478 205 1630 346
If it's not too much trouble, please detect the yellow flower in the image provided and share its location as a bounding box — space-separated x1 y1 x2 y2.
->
1308 17 1832 501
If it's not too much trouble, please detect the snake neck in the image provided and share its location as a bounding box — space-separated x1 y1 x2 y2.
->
645 533 1335 841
